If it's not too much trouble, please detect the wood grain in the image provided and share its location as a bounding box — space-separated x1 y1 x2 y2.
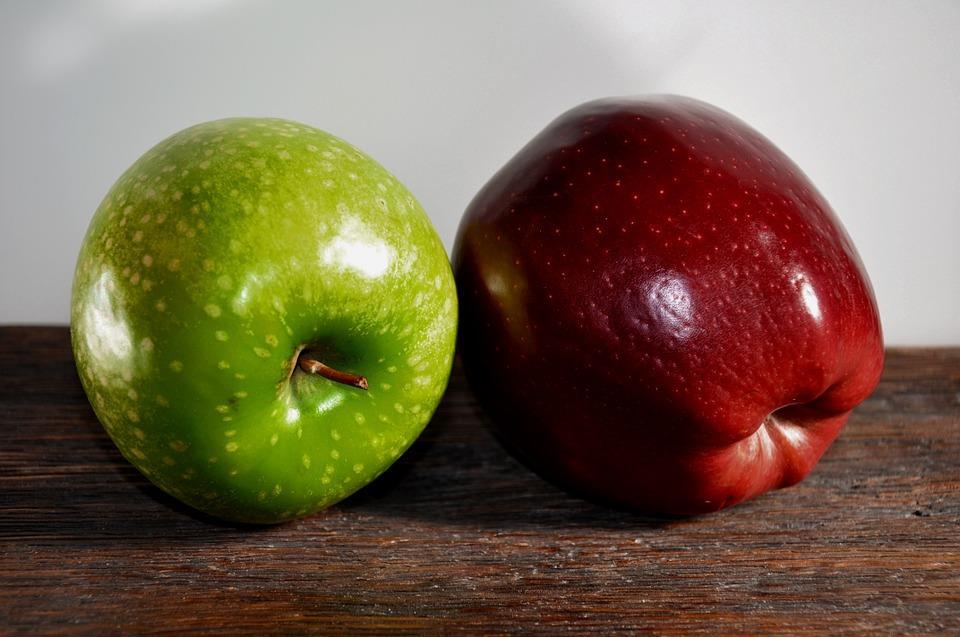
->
0 326 957 635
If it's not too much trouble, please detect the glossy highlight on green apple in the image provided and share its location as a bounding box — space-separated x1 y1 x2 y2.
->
71 118 457 523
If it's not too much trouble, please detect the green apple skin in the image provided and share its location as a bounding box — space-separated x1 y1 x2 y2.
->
71 119 457 523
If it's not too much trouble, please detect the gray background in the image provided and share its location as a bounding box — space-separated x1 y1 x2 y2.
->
1 0 957 344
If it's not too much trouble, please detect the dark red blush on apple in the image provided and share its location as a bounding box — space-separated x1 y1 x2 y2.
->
454 95 883 515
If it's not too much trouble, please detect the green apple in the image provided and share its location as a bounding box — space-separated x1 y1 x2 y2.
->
71 118 457 523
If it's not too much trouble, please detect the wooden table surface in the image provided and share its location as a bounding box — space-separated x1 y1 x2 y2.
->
1 326 958 635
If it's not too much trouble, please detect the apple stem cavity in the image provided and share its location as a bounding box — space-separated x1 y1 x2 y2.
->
298 355 369 390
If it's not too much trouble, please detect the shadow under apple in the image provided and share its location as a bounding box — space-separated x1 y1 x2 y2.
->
338 365 685 532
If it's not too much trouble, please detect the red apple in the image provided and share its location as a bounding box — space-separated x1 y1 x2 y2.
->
454 95 883 515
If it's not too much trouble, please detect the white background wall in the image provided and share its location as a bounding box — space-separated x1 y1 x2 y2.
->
1 0 957 345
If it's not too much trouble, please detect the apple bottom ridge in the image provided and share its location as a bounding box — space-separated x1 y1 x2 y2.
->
473 395 851 516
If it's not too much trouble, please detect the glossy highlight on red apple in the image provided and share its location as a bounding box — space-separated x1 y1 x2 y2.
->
454 95 884 515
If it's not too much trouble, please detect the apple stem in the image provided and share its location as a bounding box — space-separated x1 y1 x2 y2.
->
298 356 369 390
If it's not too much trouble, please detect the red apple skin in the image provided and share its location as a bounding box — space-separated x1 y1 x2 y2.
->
453 95 884 515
